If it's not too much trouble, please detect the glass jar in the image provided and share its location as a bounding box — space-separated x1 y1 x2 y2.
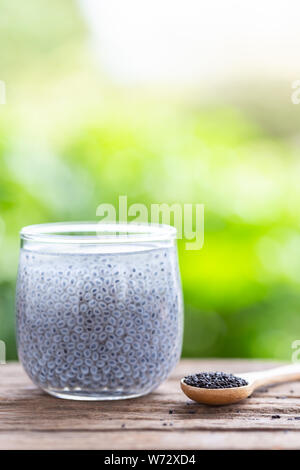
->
16 222 183 400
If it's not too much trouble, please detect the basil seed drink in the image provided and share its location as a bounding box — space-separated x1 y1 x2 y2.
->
16 223 183 400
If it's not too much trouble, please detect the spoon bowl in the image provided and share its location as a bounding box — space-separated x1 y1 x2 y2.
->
181 364 300 405
181 377 253 405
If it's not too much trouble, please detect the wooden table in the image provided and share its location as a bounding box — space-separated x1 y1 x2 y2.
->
1 359 300 450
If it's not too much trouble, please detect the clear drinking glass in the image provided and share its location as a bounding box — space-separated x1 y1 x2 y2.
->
16 222 183 400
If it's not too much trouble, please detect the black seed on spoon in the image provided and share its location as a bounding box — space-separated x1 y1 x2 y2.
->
183 371 248 389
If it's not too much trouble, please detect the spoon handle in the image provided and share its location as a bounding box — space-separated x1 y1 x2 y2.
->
242 364 300 389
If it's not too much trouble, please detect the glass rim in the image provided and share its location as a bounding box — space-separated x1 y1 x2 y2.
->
20 222 177 244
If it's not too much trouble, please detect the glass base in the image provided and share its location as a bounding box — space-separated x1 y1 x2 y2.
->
43 386 156 401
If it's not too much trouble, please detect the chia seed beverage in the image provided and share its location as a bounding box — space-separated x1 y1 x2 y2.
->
16 223 183 400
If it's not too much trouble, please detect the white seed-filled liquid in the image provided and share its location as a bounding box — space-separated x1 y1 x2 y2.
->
16 244 183 400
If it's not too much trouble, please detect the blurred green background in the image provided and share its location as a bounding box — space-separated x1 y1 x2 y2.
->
1 0 300 360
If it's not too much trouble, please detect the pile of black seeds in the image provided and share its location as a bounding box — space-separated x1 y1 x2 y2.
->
184 372 248 389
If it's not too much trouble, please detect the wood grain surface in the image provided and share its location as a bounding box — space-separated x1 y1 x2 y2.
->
0 359 300 450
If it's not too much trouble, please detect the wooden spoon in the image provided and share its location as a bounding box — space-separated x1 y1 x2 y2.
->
180 364 300 405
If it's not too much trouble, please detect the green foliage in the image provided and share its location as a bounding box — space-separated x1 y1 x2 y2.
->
0 0 299 361
1 103 300 361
